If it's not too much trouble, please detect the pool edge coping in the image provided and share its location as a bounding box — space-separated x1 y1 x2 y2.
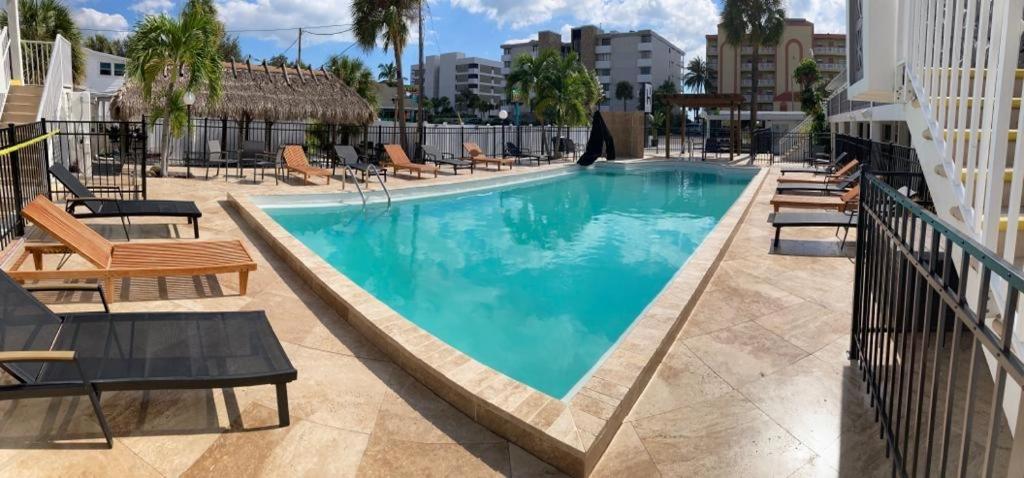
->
227 162 769 477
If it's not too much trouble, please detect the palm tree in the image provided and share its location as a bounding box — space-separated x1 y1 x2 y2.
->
326 54 378 108
84 34 130 57
505 50 556 114
682 57 715 93
352 0 416 151
534 52 601 155
614 81 634 111
126 0 222 176
0 0 85 83
722 0 785 155
377 62 399 86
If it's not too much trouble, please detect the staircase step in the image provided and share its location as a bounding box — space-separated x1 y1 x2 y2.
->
962 168 1014 181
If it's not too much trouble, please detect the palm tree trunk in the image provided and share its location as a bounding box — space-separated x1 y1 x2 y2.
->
394 47 408 153
749 46 759 159
160 121 172 177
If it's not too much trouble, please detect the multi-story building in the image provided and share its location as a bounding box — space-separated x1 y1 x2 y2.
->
501 26 685 112
706 18 846 116
411 52 505 117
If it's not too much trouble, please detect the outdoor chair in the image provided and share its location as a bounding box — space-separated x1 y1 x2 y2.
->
282 145 332 184
770 185 861 213
463 142 514 170
504 142 548 165
49 164 203 239
419 144 473 174
781 152 849 176
384 144 439 178
204 140 239 180
335 145 388 182
7 195 257 302
776 160 860 184
771 211 858 250
0 269 296 448
239 140 277 182
775 170 861 196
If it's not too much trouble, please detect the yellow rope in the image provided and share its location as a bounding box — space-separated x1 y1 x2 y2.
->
0 129 60 156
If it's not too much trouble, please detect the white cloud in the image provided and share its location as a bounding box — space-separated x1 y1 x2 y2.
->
215 0 356 50
131 0 175 14
74 8 130 37
787 0 847 33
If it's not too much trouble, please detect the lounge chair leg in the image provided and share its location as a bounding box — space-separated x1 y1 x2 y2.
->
104 278 116 303
32 251 43 270
239 270 249 295
773 227 781 250
83 383 113 448
276 383 290 427
193 219 200 239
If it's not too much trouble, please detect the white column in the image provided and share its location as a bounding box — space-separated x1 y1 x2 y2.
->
7 0 23 83
870 121 884 142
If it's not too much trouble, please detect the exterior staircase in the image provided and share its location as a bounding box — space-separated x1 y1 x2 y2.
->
0 84 42 125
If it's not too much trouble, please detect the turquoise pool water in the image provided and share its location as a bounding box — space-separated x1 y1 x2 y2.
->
266 166 755 398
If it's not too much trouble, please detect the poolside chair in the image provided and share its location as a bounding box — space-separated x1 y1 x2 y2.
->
283 145 332 184
770 185 860 213
771 211 858 250
775 170 861 196
384 144 439 178
776 160 860 184
463 142 515 170
419 144 473 174
335 145 388 182
504 142 548 165
780 152 849 176
7 195 257 302
0 269 296 448
50 164 203 239
204 140 239 180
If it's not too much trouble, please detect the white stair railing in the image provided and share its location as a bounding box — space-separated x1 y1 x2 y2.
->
36 35 71 121
19 40 52 86
0 28 12 114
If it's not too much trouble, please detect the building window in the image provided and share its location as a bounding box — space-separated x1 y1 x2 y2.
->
100 62 112 76
600 38 611 46
596 53 610 61
639 66 651 74
640 34 651 43
597 69 611 76
639 51 651 59
114 63 125 76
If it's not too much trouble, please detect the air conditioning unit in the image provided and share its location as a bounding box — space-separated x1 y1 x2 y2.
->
846 0 897 102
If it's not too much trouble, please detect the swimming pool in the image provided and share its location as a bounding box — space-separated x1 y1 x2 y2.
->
264 165 755 398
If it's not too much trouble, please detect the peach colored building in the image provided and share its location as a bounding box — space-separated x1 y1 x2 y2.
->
706 18 846 114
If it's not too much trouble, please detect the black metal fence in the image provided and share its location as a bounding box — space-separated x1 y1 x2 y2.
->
750 131 832 165
47 120 148 201
835 134 931 207
0 122 52 249
852 174 1024 477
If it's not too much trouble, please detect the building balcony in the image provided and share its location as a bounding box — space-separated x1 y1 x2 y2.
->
636 58 652 68
501 67 510 75
741 46 775 54
596 45 612 54
814 47 846 56
637 74 652 83
598 75 611 83
595 60 611 69
501 54 512 62
740 78 775 87
637 43 653 52
820 63 844 72
740 63 776 71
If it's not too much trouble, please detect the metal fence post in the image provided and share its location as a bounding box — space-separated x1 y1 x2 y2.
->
40 118 51 199
141 115 148 199
7 123 24 236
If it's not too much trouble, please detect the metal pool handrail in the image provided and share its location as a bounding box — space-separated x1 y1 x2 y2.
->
341 166 366 206
367 165 391 207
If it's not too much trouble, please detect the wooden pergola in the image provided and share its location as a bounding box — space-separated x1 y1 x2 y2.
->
661 93 745 161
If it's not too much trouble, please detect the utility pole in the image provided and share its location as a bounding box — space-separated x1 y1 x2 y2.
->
297 28 303 66
417 0 425 145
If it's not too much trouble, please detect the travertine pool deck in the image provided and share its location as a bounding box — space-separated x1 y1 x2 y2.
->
0 161 889 477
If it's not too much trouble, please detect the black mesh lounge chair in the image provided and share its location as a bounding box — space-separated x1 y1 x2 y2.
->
50 164 203 239
771 211 858 249
780 152 849 176
419 144 473 174
0 270 296 447
504 143 549 165
335 145 389 182
776 170 861 196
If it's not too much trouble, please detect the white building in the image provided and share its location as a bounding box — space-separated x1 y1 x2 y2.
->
82 48 126 120
411 52 505 116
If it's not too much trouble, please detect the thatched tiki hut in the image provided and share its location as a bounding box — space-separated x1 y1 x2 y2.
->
110 59 376 163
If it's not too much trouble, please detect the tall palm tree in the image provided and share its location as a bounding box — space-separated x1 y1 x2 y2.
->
126 1 222 175
1 0 85 83
534 52 601 155
682 57 715 93
326 54 378 108
377 62 399 86
352 0 416 151
614 80 634 111
721 0 785 155
505 50 557 114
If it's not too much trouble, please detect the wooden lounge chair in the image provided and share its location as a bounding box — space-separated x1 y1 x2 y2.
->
770 185 860 213
0 270 296 447
771 211 858 249
7 195 257 302
775 171 860 196
50 164 203 239
384 144 439 178
283 145 332 184
777 160 860 184
420 144 474 174
463 142 515 170
780 152 849 176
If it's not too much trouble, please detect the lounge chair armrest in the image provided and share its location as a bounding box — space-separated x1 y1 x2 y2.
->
0 350 75 362
23 283 111 312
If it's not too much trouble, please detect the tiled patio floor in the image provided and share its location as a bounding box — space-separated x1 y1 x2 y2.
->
0 161 891 477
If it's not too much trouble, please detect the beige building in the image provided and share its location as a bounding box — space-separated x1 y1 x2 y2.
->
706 18 845 114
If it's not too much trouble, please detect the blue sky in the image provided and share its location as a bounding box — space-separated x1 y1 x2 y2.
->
67 0 846 79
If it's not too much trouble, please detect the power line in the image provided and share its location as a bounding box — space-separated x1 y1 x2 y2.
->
79 22 353 34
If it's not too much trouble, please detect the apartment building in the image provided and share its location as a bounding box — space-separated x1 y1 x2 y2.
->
706 18 846 115
501 26 685 112
411 52 506 115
